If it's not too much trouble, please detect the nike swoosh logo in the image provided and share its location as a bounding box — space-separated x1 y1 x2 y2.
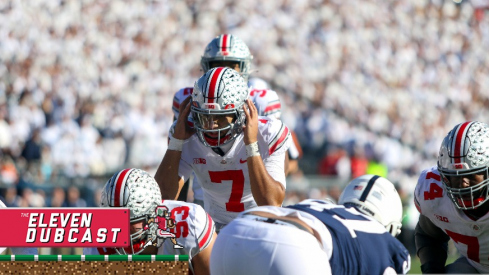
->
240 158 247 163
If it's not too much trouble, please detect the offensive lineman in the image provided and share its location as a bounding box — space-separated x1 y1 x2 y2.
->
83 168 216 275
210 175 410 275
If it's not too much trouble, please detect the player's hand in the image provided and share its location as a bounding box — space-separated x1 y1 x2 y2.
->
243 99 258 145
173 96 195 140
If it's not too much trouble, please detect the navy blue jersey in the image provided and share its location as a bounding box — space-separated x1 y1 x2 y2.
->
287 201 410 275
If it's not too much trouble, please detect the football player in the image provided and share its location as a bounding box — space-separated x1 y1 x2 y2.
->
170 34 254 207
249 87 303 176
415 121 489 273
155 67 291 232
210 175 410 275
83 168 216 275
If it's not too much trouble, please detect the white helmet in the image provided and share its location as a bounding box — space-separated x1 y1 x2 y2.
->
338 175 403 237
438 121 489 210
250 89 281 120
201 34 253 81
101 168 162 254
191 67 249 147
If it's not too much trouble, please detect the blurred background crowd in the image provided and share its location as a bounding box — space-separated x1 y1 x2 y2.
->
0 0 488 257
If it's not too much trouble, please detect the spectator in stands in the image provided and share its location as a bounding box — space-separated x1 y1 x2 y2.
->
65 186 87 207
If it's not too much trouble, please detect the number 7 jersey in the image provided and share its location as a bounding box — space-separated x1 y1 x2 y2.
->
414 166 489 273
175 116 291 225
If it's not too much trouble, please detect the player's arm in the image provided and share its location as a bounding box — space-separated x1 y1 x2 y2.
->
284 153 291 176
155 97 194 200
243 99 285 206
285 131 302 176
415 214 450 274
155 149 185 200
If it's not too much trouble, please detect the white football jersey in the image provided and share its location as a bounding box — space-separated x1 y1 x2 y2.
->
174 116 291 225
83 200 215 262
414 166 489 273
250 88 281 120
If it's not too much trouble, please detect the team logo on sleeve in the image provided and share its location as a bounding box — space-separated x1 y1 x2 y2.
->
143 206 184 249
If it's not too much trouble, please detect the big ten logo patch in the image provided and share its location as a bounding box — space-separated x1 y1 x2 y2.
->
434 214 449 223
193 158 206 164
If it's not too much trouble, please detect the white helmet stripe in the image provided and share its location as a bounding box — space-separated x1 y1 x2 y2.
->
452 121 473 164
112 168 133 207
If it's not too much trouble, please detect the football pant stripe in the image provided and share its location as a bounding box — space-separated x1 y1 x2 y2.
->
198 213 215 249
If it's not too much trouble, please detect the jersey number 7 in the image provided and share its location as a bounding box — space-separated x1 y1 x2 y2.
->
209 170 245 212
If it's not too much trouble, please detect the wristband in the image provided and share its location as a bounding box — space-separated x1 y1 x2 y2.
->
246 141 260 158
168 137 184 151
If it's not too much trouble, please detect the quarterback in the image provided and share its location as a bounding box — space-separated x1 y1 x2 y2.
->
171 34 259 207
155 67 291 230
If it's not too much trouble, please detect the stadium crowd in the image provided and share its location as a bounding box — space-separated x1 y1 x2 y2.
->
0 0 488 248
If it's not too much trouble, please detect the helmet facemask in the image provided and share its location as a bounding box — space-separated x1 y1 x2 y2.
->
115 215 150 255
191 107 245 147
202 58 251 81
438 165 489 210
